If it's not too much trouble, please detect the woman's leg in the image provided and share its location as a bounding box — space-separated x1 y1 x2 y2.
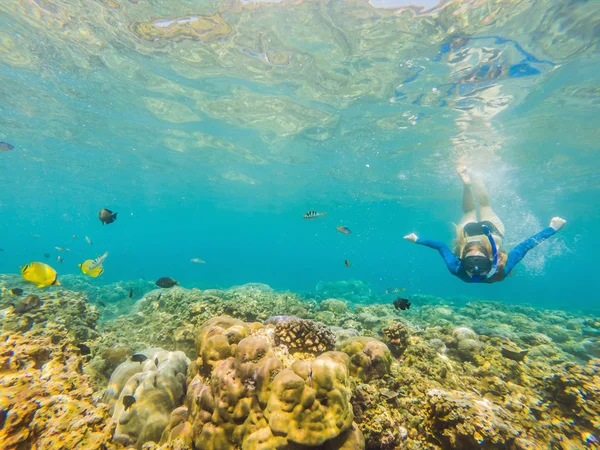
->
473 177 506 236
457 167 477 227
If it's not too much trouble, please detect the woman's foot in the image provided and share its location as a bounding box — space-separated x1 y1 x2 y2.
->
457 166 471 185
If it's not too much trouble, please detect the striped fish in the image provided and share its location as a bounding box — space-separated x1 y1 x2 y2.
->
88 251 109 270
303 210 326 220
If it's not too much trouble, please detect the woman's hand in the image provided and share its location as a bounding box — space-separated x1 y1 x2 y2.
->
549 217 567 231
404 233 418 243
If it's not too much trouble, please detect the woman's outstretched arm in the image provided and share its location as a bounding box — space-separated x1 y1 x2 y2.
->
504 217 566 275
404 233 462 275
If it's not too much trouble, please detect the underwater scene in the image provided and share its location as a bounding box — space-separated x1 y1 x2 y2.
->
1 0 599 448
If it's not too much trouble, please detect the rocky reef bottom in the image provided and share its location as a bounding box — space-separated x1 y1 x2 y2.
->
0 280 599 450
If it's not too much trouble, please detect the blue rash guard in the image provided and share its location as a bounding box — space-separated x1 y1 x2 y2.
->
415 226 558 283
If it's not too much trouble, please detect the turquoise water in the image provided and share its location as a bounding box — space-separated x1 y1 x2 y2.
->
1 0 599 310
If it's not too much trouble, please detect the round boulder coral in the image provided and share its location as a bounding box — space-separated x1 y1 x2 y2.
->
336 337 393 382
265 352 355 446
103 348 190 448
195 316 251 374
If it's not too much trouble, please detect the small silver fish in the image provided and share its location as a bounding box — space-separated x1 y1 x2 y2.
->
57 255 63 263
88 251 108 270
190 258 206 264
55 247 70 252
85 236 93 245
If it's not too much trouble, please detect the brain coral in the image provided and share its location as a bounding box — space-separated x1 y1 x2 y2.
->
102 348 190 448
270 316 336 354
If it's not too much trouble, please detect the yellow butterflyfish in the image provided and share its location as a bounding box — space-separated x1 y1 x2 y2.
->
21 262 60 288
79 259 104 278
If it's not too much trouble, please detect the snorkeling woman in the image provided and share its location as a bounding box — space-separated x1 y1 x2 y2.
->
404 168 566 283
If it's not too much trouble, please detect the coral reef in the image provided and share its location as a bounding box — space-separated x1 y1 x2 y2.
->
3 283 600 450
1 289 99 341
160 317 364 450
381 321 413 356
424 388 521 447
102 348 190 448
270 316 336 355
0 330 114 449
336 337 393 382
195 316 252 373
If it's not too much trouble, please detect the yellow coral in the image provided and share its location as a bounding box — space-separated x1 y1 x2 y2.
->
162 321 362 450
336 337 393 382
265 352 354 446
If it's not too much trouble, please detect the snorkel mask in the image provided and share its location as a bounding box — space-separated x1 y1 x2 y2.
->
464 224 498 281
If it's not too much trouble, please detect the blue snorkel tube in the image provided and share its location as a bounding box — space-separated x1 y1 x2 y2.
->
469 224 499 281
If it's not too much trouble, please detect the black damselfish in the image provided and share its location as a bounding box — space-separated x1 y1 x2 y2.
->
131 353 148 363
393 297 411 311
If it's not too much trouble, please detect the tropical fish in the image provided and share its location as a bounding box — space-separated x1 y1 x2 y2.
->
77 343 91 355
55 247 70 252
304 211 326 220
57 255 63 264
393 297 411 311
88 252 108 270
0 142 14 151
190 258 206 264
43 252 50 259
21 262 60 288
98 301 106 308
99 208 118 225
85 236 93 245
123 395 136 411
154 356 159 367
11 295 42 313
10 288 23 296
129 288 133 299
336 226 352 235
345 260 351 267
79 259 104 278
72 234 78 239
156 277 179 288
130 354 148 363
501 345 528 362
380 388 399 400
386 287 406 295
